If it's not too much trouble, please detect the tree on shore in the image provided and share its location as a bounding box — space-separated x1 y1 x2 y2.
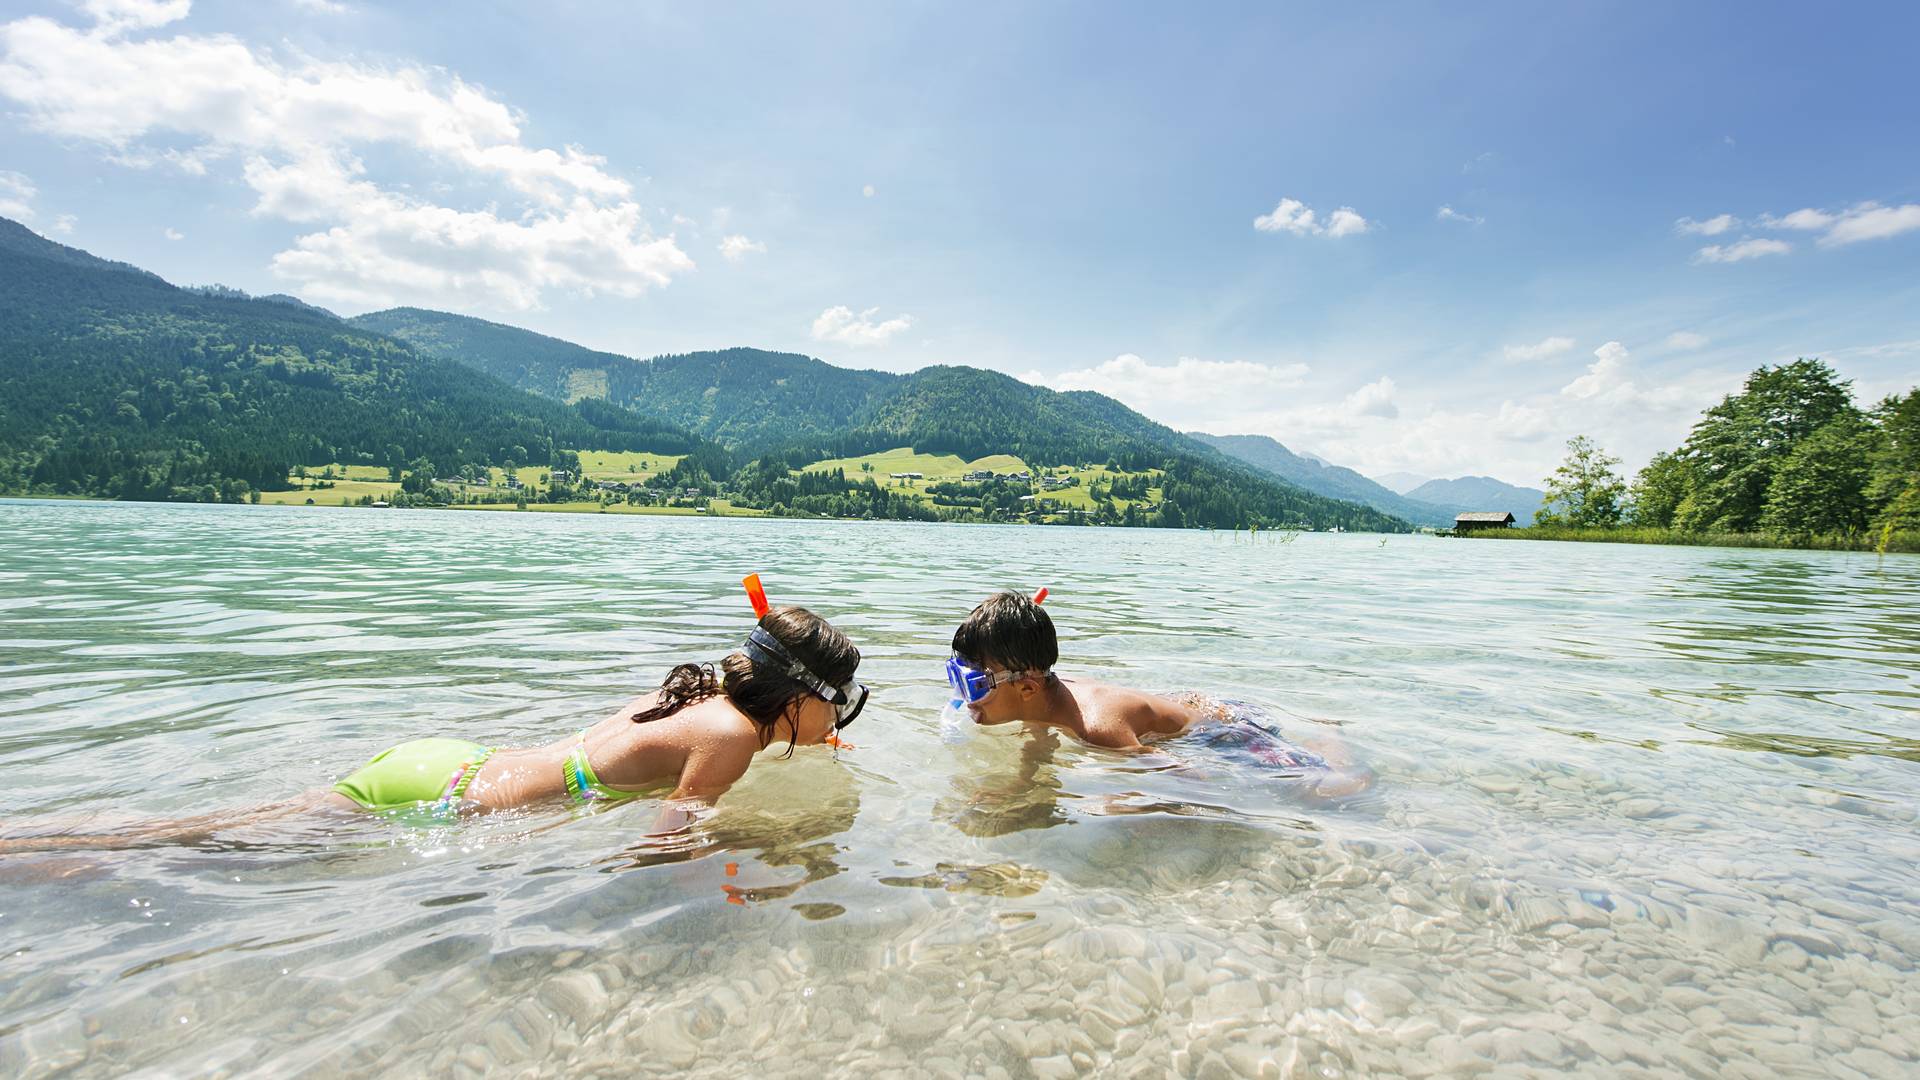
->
1536 435 1626 528
1758 413 1876 538
1673 359 1858 533
1628 450 1694 529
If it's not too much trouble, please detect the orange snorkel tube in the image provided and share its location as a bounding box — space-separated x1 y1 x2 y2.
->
743 573 771 620
744 572 853 750
1032 587 1049 605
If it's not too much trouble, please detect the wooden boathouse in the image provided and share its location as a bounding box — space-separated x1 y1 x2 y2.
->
1454 511 1516 533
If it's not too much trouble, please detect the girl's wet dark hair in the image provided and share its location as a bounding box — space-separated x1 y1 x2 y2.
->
952 591 1057 673
629 606 860 756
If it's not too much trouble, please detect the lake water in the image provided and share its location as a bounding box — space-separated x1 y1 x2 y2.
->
1 500 1916 1078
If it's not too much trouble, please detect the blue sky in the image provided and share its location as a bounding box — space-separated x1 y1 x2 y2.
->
3 1 1917 485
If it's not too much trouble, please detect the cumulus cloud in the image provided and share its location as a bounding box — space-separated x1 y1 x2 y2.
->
1694 238 1791 264
862 184 875 198
1559 341 1701 412
1436 205 1484 226
1675 214 1737 236
79 0 190 37
1027 354 1310 424
811 306 913 347
717 234 765 262
1494 399 1552 440
1503 336 1575 362
0 5 694 310
1346 376 1398 419
1254 197 1370 238
1664 331 1709 351
1680 201 1920 258
1761 208 1835 231
163 226 183 240
1562 341 1633 402
1820 202 1920 246
0 170 34 219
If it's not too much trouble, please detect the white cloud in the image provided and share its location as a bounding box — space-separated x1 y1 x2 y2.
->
1437 204 1484 226
50 213 76 234
1503 336 1575 362
1029 354 1310 424
1675 214 1737 236
1462 151 1497 173
1560 341 1700 411
1494 399 1552 440
1254 197 1370 238
717 234 765 262
1325 207 1369 238
79 0 190 37
1663 331 1709 351
0 170 34 219
862 184 875 198
0 7 693 311
811 305 913 347
1821 202 1920 246
1707 201 1920 251
291 0 351 13
1562 341 1632 402
1346 376 1398 419
1761 208 1835 231
1694 237 1791 264
163 226 183 240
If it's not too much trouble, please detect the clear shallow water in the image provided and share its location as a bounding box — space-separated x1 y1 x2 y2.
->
1 500 1917 1079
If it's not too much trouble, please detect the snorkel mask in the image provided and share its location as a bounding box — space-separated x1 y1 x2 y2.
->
945 586 1051 706
741 574 868 729
945 656 1044 705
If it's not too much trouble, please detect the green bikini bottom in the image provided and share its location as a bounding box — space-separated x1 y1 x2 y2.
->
332 737 495 814
333 733 647 816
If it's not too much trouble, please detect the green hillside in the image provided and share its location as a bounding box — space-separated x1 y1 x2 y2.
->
352 309 896 451
7 223 1408 530
0 222 711 502
363 307 1412 531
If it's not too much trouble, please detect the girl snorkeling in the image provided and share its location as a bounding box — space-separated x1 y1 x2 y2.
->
2 580 868 851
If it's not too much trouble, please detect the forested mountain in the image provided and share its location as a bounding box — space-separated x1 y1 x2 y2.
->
1188 432 1459 527
1405 476 1546 525
361 307 1412 531
3 221 1408 529
0 220 711 502
352 310 896 450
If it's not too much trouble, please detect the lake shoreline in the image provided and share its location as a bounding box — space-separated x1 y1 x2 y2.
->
1460 524 1920 555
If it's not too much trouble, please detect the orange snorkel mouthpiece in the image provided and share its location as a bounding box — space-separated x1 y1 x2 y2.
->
1032 587 1049 605
743 573 771 620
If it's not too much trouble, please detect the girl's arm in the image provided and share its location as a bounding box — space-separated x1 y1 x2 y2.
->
651 746 752 834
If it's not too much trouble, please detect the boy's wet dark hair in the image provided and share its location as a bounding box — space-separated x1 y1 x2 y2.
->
952 591 1057 673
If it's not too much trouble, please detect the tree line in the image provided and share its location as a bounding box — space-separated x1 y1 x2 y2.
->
1528 359 1917 551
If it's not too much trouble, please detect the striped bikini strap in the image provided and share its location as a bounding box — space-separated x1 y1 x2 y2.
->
563 731 597 804
436 747 497 811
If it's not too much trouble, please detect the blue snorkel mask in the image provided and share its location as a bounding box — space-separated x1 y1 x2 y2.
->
945 656 1046 706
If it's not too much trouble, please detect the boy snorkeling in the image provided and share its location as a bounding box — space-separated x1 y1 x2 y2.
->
945 590 1370 797
3 579 868 851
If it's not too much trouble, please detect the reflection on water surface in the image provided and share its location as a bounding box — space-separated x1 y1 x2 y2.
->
1 501 1917 1077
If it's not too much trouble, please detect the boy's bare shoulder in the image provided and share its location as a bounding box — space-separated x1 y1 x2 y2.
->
1070 681 1191 745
